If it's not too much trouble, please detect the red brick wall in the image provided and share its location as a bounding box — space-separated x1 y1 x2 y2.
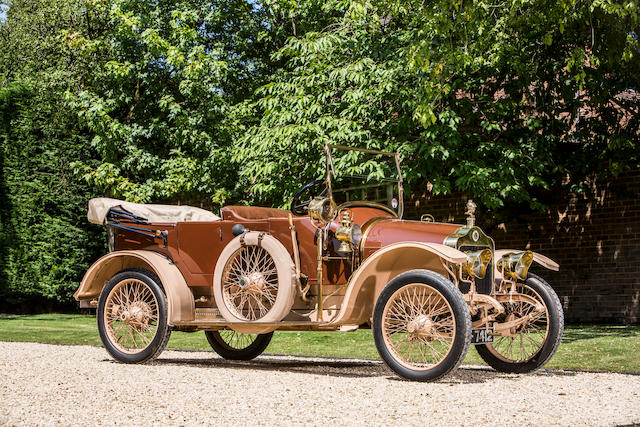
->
404 170 640 324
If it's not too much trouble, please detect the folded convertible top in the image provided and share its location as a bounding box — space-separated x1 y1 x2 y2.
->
87 197 221 224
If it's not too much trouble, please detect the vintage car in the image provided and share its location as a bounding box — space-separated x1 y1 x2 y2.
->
75 144 563 381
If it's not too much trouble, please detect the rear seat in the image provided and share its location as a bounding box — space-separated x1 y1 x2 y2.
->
221 206 290 221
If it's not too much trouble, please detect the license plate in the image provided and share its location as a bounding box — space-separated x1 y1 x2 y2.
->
471 327 494 345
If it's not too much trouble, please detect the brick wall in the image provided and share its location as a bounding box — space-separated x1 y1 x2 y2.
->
404 170 640 324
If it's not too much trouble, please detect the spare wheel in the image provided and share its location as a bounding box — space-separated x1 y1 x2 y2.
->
213 232 296 334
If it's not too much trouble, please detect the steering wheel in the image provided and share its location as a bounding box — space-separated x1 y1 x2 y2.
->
291 179 327 216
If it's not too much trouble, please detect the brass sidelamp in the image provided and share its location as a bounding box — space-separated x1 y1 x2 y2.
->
335 210 362 253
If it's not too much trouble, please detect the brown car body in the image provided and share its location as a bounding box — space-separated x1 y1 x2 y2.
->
76 205 474 327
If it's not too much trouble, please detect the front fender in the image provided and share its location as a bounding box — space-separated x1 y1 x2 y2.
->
75 250 195 324
328 242 467 326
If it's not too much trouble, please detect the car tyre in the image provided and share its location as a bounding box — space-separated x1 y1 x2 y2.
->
373 269 471 381
205 330 273 360
97 268 171 363
475 273 563 373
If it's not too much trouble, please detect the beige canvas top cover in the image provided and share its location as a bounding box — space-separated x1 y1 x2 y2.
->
87 197 221 225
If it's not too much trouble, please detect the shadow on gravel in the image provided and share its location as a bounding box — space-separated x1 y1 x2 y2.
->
137 356 575 383
147 356 389 379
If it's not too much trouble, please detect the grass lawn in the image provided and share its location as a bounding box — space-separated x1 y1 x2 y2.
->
0 314 638 373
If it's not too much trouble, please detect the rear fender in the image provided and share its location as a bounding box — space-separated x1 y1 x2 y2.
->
329 242 467 326
74 250 195 324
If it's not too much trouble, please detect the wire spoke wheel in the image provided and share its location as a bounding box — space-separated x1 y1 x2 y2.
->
98 269 170 364
476 274 564 373
489 283 549 363
216 330 259 350
205 330 273 360
104 278 159 354
222 246 279 321
214 232 295 332
382 283 456 370
373 271 470 381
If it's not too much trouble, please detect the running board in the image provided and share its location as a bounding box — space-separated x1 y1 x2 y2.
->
172 320 336 332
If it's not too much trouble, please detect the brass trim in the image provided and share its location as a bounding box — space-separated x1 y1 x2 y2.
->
316 231 324 321
336 201 398 218
443 226 495 251
335 210 355 253
309 197 337 223
497 251 534 280
394 152 404 219
464 249 492 279
420 214 435 223
465 200 477 227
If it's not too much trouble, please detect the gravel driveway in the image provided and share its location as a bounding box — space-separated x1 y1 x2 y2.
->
0 341 638 426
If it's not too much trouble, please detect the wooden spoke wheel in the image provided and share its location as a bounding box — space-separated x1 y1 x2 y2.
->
476 273 564 373
373 270 471 382
205 330 273 360
97 269 171 363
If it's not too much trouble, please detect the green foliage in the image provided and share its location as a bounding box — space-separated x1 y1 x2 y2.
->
0 0 105 308
0 84 105 308
237 0 639 211
65 0 331 206
66 0 232 205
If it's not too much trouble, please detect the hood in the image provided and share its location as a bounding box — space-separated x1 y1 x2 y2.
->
360 219 461 257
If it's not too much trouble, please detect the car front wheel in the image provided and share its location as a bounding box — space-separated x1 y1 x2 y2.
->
373 270 471 381
475 273 563 373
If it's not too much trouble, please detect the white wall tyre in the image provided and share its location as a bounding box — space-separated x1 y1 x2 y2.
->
213 232 296 334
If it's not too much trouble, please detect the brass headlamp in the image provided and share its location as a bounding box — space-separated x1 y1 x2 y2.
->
498 251 534 280
308 197 337 223
335 210 362 253
464 249 492 279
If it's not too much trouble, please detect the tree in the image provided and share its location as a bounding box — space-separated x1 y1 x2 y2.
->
237 0 639 214
0 0 106 309
67 0 333 207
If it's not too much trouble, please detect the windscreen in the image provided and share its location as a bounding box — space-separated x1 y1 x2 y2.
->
326 145 403 217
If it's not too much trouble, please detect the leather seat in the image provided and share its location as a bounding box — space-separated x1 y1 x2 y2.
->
221 206 290 221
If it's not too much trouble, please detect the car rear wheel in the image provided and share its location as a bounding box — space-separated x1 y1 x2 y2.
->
475 273 563 373
97 268 171 363
373 270 471 381
204 330 273 360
